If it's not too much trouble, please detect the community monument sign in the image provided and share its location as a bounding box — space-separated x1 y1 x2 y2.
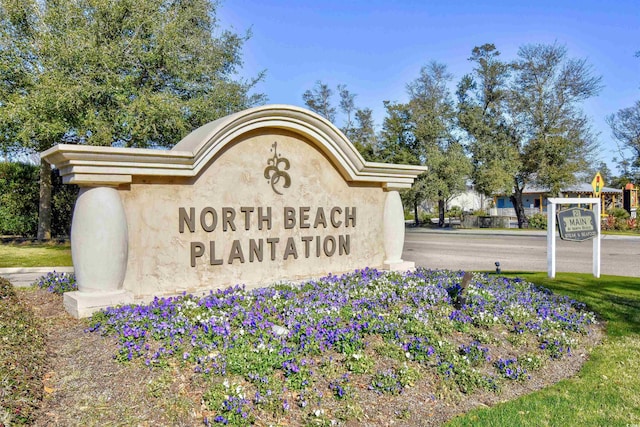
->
42 105 426 318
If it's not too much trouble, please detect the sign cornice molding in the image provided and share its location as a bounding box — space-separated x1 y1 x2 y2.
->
42 104 426 189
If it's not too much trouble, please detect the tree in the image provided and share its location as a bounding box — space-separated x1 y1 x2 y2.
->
351 108 378 161
579 160 612 185
302 82 379 161
338 84 356 138
302 81 336 122
378 101 419 164
457 44 521 216
408 61 471 227
0 0 265 239
377 101 425 225
458 43 601 228
607 101 640 182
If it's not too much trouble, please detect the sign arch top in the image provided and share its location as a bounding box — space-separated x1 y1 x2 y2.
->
43 104 425 190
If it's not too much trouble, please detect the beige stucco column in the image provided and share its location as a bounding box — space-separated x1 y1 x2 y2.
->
63 186 133 318
382 190 415 271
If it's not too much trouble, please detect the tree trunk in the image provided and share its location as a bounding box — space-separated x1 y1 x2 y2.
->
413 199 419 227
438 199 446 228
37 158 52 240
510 187 528 229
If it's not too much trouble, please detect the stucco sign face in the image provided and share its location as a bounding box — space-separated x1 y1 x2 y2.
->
264 142 291 195
42 105 426 318
172 132 359 275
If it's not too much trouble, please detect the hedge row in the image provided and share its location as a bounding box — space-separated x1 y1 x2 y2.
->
0 162 77 237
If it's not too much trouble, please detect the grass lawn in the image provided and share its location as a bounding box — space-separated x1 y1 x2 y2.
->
446 272 640 427
0 243 72 268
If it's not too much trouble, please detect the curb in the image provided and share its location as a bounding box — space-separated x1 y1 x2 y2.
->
405 227 547 237
405 227 640 240
0 266 74 274
0 266 74 288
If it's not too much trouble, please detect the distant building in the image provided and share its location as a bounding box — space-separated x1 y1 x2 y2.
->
493 183 623 218
448 182 492 213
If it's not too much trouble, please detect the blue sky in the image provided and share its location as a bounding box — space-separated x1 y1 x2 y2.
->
219 0 640 174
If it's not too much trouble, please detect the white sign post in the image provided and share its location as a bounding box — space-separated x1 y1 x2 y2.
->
547 197 601 278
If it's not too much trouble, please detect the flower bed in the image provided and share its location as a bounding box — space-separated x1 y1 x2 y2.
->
88 268 597 425
33 271 77 295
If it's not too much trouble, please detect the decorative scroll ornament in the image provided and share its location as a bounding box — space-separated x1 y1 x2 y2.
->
264 142 291 195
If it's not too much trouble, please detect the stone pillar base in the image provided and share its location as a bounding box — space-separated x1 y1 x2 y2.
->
383 260 415 271
63 290 134 319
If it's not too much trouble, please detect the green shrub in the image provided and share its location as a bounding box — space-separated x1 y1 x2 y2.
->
471 209 488 216
448 206 463 217
528 213 548 230
418 212 434 224
0 278 47 425
615 218 630 231
601 208 638 232
0 162 39 236
0 162 77 237
607 207 629 220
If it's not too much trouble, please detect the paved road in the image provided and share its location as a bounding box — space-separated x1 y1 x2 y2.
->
403 228 640 277
2 229 638 286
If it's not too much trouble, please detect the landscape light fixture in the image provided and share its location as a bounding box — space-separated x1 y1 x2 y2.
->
495 261 501 274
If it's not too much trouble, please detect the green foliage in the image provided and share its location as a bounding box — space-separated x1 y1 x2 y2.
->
448 206 463 217
301 82 380 162
0 0 265 152
202 380 256 426
303 81 336 122
457 44 520 198
32 271 77 294
607 100 640 181
458 43 602 228
0 162 77 237
378 101 420 164
447 273 640 427
607 207 630 219
527 213 548 230
602 208 636 232
0 161 38 235
0 278 47 426
419 212 435 224
370 364 420 395
344 352 374 374
403 62 471 224
1 0 264 237
351 108 378 161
